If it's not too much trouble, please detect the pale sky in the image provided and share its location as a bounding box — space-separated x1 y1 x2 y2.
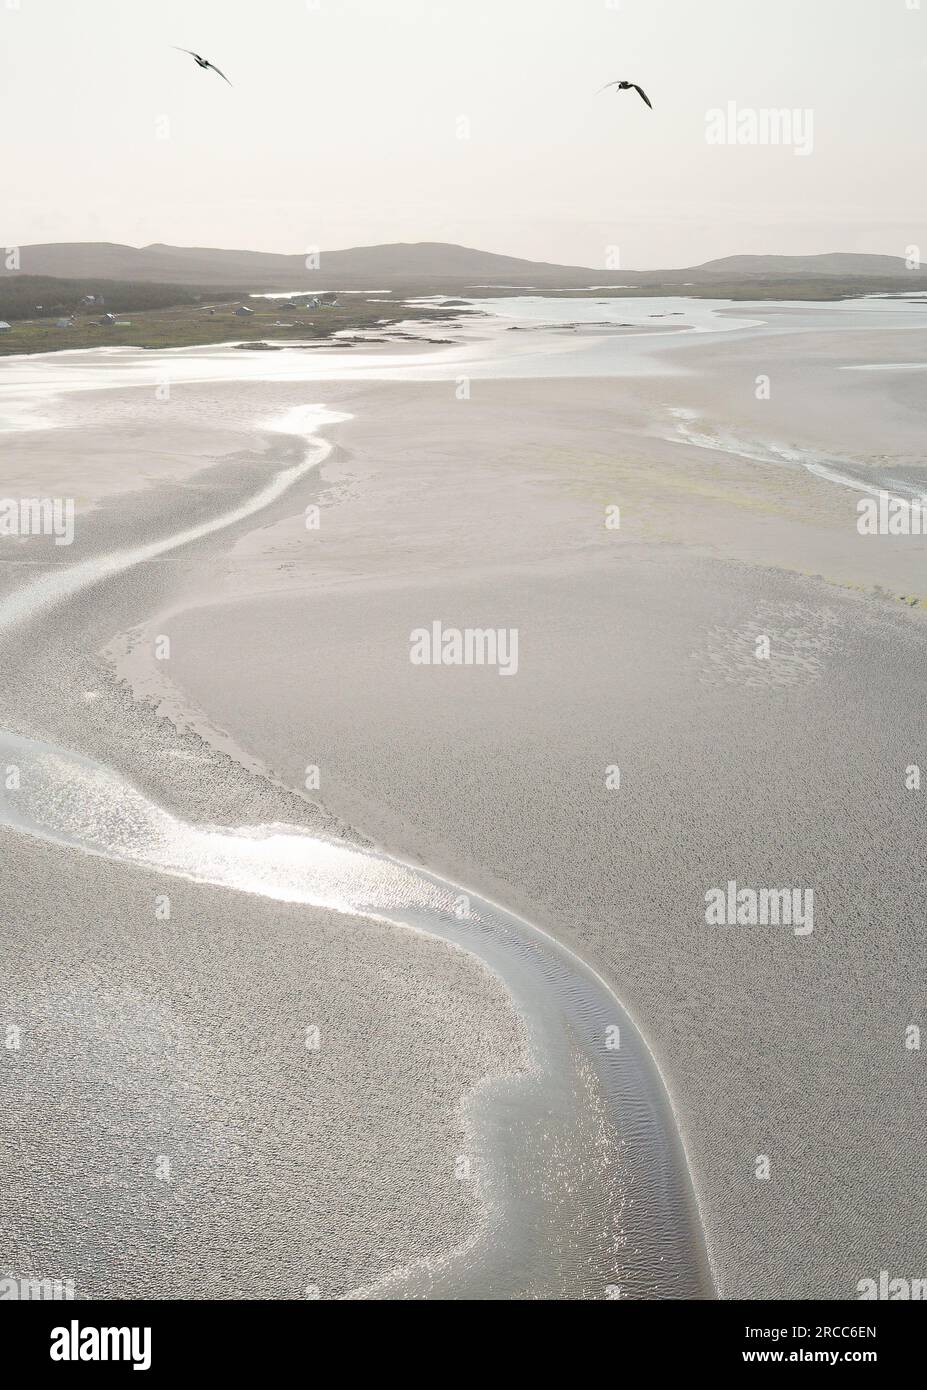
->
2 0 925 269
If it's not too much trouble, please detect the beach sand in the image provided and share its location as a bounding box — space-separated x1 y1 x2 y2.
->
2 304 926 1297
0 829 530 1300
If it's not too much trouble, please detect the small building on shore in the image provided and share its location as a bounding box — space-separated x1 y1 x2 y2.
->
0 321 11 333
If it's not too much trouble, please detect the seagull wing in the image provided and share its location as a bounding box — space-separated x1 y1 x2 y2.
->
632 84 653 109
172 47 199 59
596 79 623 94
205 61 233 86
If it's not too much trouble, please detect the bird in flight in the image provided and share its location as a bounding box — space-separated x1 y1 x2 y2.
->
598 80 652 109
173 48 233 86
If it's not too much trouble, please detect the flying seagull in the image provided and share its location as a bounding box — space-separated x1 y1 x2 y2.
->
598 80 652 109
173 47 232 86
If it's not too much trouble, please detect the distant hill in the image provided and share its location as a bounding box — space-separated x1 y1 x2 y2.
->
2 242 925 296
0 241 627 290
672 252 918 279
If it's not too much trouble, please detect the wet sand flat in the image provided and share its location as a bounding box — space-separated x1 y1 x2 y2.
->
0 829 529 1300
2 300 927 1298
109 347 927 1299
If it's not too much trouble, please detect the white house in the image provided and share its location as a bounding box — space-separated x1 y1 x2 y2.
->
0 321 11 333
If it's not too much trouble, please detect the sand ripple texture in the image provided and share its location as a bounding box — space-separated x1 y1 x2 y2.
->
691 602 842 690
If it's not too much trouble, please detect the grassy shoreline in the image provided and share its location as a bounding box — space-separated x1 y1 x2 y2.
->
3 278 925 357
0 293 461 356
